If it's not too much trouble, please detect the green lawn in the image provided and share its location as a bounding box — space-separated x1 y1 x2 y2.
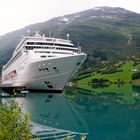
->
77 61 140 84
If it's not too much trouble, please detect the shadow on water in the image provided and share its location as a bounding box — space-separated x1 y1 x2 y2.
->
1 85 140 140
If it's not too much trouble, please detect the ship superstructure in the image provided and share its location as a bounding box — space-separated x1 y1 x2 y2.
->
2 32 86 92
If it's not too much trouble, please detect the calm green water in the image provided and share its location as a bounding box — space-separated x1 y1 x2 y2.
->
0 84 140 140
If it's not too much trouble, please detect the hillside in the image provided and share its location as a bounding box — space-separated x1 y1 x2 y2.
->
77 61 140 84
0 6 140 73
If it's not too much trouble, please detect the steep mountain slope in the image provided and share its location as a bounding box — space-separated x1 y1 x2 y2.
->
0 6 140 73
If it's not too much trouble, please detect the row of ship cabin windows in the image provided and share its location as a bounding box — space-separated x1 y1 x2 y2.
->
26 42 73 47
25 46 79 52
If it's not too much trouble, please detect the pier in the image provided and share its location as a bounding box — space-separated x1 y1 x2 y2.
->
0 84 26 94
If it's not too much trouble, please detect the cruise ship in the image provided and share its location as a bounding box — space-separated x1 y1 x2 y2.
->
2 32 87 92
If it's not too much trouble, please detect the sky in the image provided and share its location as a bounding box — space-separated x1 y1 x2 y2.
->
0 0 140 35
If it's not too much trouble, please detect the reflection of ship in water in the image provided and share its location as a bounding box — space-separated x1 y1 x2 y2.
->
2 92 88 139
31 122 86 139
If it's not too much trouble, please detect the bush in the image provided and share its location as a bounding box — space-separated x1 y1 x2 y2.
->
72 73 91 81
77 71 92 76
132 72 140 80
133 61 140 66
100 68 123 74
92 78 110 83
0 101 32 140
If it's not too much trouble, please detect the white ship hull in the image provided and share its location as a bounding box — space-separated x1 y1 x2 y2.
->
2 54 86 92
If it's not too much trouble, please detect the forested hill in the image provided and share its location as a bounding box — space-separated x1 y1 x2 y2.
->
0 6 140 73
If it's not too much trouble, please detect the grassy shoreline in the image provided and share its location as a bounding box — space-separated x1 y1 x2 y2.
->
77 61 140 85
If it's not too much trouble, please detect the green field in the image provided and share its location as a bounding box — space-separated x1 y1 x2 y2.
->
78 61 140 84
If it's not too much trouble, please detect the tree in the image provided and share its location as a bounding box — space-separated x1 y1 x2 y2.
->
0 101 32 140
132 72 140 80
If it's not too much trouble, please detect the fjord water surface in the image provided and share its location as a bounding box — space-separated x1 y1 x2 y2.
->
0 85 140 140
